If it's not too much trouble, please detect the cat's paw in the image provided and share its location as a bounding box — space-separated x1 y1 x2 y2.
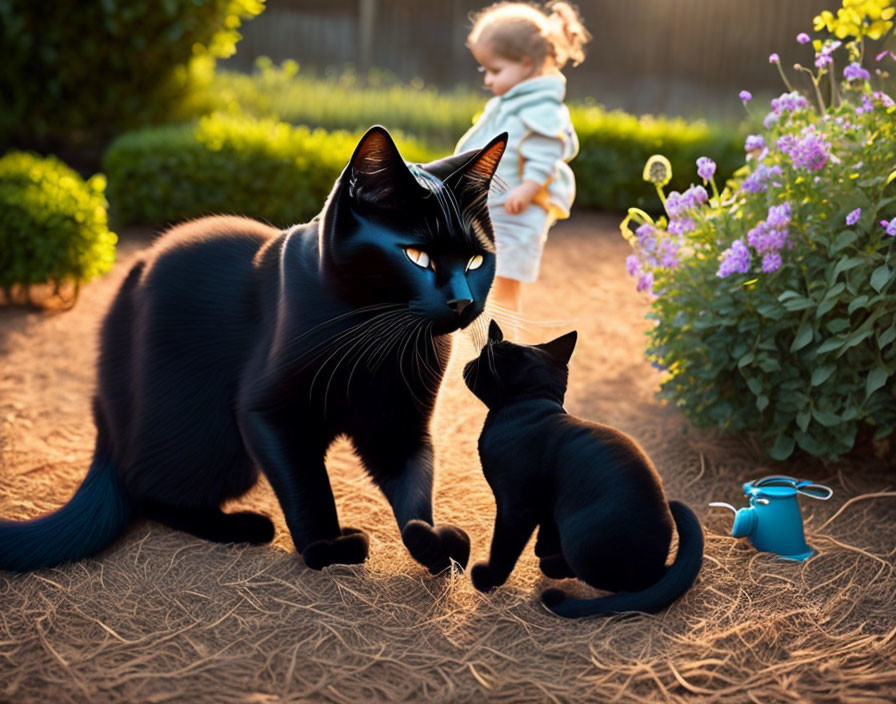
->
301 527 369 570
401 520 471 574
470 561 500 592
539 553 576 579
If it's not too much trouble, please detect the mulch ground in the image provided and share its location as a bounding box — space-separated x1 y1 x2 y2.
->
1 212 894 703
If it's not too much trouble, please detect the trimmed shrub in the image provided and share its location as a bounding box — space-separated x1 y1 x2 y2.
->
0 152 118 301
103 113 438 229
0 0 264 147
570 106 744 213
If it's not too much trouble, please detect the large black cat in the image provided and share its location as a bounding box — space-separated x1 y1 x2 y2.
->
463 322 703 618
0 127 507 574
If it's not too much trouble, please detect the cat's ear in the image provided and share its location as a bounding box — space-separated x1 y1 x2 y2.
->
446 133 508 189
537 331 577 365
345 125 424 211
488 319 504 343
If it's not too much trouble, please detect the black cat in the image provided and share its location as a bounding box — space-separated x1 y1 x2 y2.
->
0 126 508 574
463 322 703 618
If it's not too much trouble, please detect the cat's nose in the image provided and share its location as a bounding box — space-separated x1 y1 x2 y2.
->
447 298 473 316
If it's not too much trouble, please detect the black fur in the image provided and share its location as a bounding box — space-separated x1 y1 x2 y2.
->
0 126 507 574
463 321 704 617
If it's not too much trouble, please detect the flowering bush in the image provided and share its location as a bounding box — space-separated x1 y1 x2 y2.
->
622 0 896 461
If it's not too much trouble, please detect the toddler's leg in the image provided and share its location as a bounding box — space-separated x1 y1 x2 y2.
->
489 276 523 339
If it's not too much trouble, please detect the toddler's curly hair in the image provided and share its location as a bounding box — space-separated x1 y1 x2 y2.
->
467 2 591 69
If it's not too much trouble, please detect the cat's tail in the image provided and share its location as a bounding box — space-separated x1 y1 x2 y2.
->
541 500 704 619
0 453 132 572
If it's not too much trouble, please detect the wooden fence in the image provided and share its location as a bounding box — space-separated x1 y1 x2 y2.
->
224 0 888 118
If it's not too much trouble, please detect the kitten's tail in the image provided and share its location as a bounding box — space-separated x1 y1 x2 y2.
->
541 501 704 619
0 453 132 572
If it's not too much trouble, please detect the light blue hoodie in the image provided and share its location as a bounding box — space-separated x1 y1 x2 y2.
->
455 74 578 219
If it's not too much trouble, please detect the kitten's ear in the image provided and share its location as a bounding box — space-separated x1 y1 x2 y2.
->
345 125 423 211
488 319 504 343
445 133 508 190
537 331 577 365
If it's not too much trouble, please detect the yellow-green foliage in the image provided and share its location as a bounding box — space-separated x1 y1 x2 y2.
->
181 61 744 214
103 113 438 228
0 152 117 293
570 105 744 212
185 60 484 150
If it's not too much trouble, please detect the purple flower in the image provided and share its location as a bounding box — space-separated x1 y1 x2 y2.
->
777 126 829 171
846 208 862 226
747 222 790 255
667 218 695 236
769 53 780 63
625 254 640 276
843 62 871 82
797 33 811 44
717 240 751 278
761 252 782 273
745 135 765 152
771 91 809 115
739 90 753 102
882 220 896 237
696 157 716 182
684 184 709 206
874 91 895 108
855 94 875 114
636 270 654 294
767 202 792 227
741 163 783 194
815 52 833 69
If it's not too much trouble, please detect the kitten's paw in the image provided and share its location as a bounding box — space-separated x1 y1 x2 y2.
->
401 520 470 574
301 527 369 570
470 561 499 592
228 512 276 545
539 553 576 579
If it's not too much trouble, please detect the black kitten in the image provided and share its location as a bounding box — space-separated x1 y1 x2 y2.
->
463 322 703 618
0 126 507 575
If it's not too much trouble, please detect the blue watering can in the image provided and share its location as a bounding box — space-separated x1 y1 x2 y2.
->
710 475 833 561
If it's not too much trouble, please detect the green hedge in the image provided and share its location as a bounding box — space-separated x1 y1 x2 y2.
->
103 113 438 228
0 152 117 298
0 0 263 147
179 62 745 215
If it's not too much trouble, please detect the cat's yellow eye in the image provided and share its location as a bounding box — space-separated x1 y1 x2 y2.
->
467 254 484 271
405 247 432 270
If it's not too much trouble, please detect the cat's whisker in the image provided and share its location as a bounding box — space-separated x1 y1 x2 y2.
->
368 314 419 372
289 303 408 371
345 312 419 395
310 310 411 407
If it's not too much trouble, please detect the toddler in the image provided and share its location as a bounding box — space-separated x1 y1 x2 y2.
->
456 1 589 316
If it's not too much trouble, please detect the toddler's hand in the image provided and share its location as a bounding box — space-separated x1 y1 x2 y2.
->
503 180 541 215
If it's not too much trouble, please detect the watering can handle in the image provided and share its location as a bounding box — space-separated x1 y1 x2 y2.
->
751 475 833 500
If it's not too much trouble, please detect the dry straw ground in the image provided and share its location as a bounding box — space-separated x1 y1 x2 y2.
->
1 213 895 703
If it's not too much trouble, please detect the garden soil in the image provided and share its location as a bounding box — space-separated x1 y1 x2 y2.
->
1 212 895 703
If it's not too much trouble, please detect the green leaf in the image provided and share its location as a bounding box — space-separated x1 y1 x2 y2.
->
756 395 769 411
737 351 755 368
848 295 869 314
833 255 864 280
790 321 814 352
796 410 811 432
811 408 841 427
823 282 846 300
756 303 785 319
825 318 850 334
817 337 845 354
831 230 858 253
879 324 896 349
815 298 838 317
746 377 763 396
811 364 837 386
866 366 889 398
837 328 874 356
783 297 816 312
870 265 892 293
768 434 795 460
777 290 803 301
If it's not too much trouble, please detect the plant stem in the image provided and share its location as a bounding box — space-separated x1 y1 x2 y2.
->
776 61 795 93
